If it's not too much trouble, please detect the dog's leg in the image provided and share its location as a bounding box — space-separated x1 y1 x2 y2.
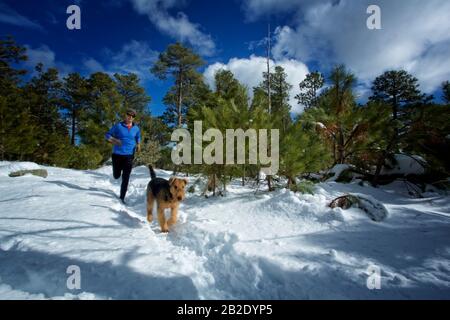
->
167 204 179 228
157 206 168 233
146 191 154 223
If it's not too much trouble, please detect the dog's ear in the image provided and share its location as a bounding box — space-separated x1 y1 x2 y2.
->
169 177 175 185
183 178 188 186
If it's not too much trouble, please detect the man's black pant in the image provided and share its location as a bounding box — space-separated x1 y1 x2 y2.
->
112 154 134 200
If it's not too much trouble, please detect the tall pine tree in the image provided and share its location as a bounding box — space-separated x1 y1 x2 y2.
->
369 70 424 185
62 73 88 145
280 120 330 188
114 73 151 115
295 71 324 110
369 70 423 132
0 36 30 160
25 63 68 164
442 81 450 104
79 72 122 162
151 43 204 128
301 65 367 165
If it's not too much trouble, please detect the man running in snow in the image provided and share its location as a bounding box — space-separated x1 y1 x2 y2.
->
105 109 141 204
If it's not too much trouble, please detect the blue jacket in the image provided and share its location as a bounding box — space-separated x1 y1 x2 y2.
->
105 122 141 156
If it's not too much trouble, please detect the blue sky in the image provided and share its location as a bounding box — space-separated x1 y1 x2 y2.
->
1 0 449 115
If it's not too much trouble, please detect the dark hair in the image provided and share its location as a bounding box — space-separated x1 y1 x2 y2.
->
126 109 137 117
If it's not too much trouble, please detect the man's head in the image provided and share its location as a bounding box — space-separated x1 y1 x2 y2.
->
125 109 137 124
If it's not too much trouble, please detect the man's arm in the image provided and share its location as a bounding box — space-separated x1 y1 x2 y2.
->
105 124 122 146
109 137 122 146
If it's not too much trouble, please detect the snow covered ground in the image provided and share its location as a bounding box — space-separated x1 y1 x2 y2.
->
0 161 449 300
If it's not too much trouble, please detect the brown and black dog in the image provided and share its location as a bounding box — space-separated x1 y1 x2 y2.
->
146 165 187 233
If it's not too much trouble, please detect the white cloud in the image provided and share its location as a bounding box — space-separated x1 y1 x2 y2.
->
107 40 159 78
404 41 450 93
83 40 159 80
129 0 216 56
83 58 105 73
0 2 43 30
204 55 309 113
24 45 73 76
244 0 450 95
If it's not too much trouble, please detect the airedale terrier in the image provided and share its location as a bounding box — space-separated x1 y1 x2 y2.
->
146 165 187 233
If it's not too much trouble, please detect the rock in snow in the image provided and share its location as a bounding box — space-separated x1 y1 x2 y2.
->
329 194 389 222
381 154 426 176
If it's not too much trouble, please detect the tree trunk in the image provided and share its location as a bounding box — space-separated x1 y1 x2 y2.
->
393 94 399 138
0 111 4 160
337 127 345 164
71 107 76 146
223 178 227 194
373 134 397 186
332 140 336 164
267 24 271 114
287 176 296 189
177 70 183 128
267 175 274 192
372 153 386 187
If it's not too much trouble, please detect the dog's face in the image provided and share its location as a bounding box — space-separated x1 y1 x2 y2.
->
169 177 188 201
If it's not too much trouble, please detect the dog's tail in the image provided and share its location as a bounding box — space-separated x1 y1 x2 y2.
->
148 165 156 180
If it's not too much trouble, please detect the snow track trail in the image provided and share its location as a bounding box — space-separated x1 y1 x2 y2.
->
0 162 449 299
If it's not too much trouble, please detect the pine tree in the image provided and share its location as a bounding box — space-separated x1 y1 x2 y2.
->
369 70 424 185
370 70 423 124
0 36 27 91
25 63 68 164
62 73 88 145
114 73 151 115
161 86 188 128
295 71 324 110
0 36 30 160
405 102 450 177
300 65 367 166
251 66 293 190
161 70 206 129
214 70 240 101
27 64 64 129
134 139 161 166
271 66 293 132
189 70 257 191
253 66 292 122
79 72 122 162
134 114 168 167
0 88 40 161
443 81 450 104
280 120 330 188
355 101 394 173
151 43 204 128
